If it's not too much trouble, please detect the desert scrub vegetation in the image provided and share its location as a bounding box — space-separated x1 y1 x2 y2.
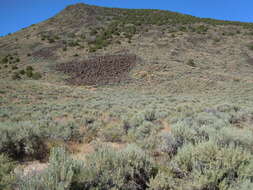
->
0 122 49 160
248 44 253 51
82 2 253 52
15 113 253 190
1 80 253 189
186 59 196 67
0 154 16 190
74 145 157 190
0 54 20 68
0 120 84 161
11 72 21 80
149 147 253 190
1 3 253 189
0 54 42 80
1 69 253 189
18 147 83 190
19 145 157 190
40 33 60 43
10 65 42 80
170 141 253 189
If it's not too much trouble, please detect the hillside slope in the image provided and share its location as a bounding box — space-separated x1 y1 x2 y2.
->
1 3 253 190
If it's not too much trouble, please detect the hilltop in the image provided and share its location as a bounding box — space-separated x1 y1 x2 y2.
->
0 3 253 190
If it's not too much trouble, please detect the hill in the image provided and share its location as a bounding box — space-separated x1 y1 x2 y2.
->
0 3 253 190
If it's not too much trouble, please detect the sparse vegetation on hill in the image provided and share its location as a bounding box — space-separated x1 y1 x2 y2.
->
1 2 253 190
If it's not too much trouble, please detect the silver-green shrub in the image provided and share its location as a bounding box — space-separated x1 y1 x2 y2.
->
171 141 253 190
157 132 180 157
0 122 46 160
212 127 253 152
0 154 16 190
0 120 83 160
148 171 176 190
73 144 157 190
19 147 83 190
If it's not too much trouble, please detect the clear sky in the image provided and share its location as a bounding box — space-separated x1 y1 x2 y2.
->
1 0 253 37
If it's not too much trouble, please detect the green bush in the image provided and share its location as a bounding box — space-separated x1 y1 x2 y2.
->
68 40 80 47
128 121 158 141
15 58 20 62
99 123 124 142
171 121 205 146
18 147 83 190
11 72 21 80
19 70 25 75
0 154 16 190
233 180 253 190
74 145 157 190
48 38 55 43
32 72 42 80
1 56 8 64
18 145 156 190
148 171 175 190
248 44 253 51
170 108 235 147
0 119 83 160
171 141 253 190
195 25 209 34
12 65 18 70
144 109 157 122
26 66 33 71
26 70 33 78
212 127 253 152
0 122 47 160
186 59 196 67
157 132 180 157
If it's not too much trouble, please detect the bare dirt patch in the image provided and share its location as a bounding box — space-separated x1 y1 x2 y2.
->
55 54 137 85
14 161 48 178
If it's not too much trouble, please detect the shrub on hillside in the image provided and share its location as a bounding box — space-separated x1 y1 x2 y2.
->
248 44 253 51
98 123 124 142
31 72 42 80
170 106 237 146
0 122 47 160
212 127 253 152
18 147 83 190
48 38 55 43
19 145 157 190
1 56 8 64
170 141 253 190
186 59 196 67
26 66 34 71
128 121 158 141
19 70 25 75
0 154 16 190
26 70 33 78
73 145 157 190
12 65 18 70
148 171 176 190
15 58 20 62
157 132 180 157
0 119 83 161
12 72 21 80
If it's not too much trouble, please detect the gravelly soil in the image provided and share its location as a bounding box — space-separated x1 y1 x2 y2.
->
55 54 137 85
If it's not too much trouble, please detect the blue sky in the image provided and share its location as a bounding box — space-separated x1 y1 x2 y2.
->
1 0 253 37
